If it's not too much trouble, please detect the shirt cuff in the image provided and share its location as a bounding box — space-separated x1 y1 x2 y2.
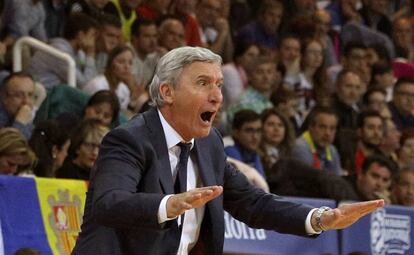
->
157 194 178 224
305 208 322 234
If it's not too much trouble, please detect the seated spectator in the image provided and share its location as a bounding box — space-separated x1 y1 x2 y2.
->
270 88 302 135
280 35 301 87
313 9 337 67
28 13 98 91
226 56 277 124
388 77 414 130
0 72 36 139
236 0 283 58
224 109 265 177
370 62 395 102
83 45 134 111
0 0 47 45
95 14 123 74
397 128 414 170
56 119 109 180
0 128 36 175
158 17 186 52
170 0 202 47
391 167 414 207
222 42 259 110
379 118 401 165
292 107 342 175
345 155 396 202
29 120 70 177
392 17 414 62
103 0 139 42
258 108 295 173
362 87 391 119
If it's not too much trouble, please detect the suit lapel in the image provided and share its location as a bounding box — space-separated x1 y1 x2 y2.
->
143 108 174 194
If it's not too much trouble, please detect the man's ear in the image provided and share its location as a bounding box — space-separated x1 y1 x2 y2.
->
159 83 174 104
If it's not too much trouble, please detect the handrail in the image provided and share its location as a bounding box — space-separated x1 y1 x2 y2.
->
13 36 76 87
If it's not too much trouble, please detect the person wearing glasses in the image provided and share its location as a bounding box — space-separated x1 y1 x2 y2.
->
224 109 265 177
389 77 414 130
56 119 109 180
0 72 36 139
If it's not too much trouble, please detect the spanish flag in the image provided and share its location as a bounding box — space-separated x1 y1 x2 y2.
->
0 176 87 255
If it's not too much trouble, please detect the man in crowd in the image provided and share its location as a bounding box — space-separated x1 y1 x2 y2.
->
0 72 35 139
389 77 414 130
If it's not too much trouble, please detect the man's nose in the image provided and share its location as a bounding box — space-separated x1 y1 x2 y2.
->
209 86 223 104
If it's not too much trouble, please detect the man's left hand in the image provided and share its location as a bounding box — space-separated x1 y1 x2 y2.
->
318 199 384 231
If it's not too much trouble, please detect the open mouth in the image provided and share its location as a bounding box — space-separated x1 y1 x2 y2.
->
200 111 215 123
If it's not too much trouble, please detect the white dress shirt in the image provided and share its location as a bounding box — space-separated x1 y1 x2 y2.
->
156 110 319 255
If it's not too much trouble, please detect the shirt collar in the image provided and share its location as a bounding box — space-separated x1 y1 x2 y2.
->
158 109 194 150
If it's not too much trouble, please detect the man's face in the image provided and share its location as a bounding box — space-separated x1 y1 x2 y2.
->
99 25 122 53
280 38 301 66
393 82 414 113
2 76 35 116
337 72 363 106
357 162 391 200
133 24 158 55
359 116 384 147
309 113 337 147
393 171 414 207
197 0 221 27
381 119 401 151
367 91 386 113
160 20 185 51
161 62 223 141
399 137 414 166
393 19 412 47
249 62 276 94
344 48 367 71
234 119 262 151
79 28 98 51
259 7 283 34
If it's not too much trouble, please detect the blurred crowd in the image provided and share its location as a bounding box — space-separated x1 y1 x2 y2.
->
0 0 414 218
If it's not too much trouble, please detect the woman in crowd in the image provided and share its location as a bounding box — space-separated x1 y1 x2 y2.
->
397 128 414 170
29 120 70 177
0 128 36 175
56 119 109 180
286 39 330 115
258 108 295 174
83 45 135 111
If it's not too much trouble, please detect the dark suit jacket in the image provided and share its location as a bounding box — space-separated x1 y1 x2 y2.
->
72 108 314 255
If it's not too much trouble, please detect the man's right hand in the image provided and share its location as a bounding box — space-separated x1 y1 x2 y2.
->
15 105 33 124
166 186 223 218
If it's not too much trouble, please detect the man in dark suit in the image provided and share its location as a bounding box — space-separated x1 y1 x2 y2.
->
72 46 384 255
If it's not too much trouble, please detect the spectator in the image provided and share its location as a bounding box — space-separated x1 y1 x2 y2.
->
0 128 36 175
95 14 123 74
280 35 301 86
83 45 134 111
29 120 70 177
83 90 121 127
397 128 414 170
353 111 384 174
28 13 99 91
370 62 395 102
1 0 47 45
391 168 414 207
226 56 277 123
158 17 186 51
0 72 35 139
379 118 401 165
56 119 109 180
292 107 342 175
196 0 233 62
271 88 302 135
103 0 140 42
130 18 162 87
222 42 259 110
171 0 202 47
224 109 265 177
314 9 337 67
236 0 283 58
362 87 391 119
346 155 395 202
258 108 295 173
388 77 414 130
392 17 414 62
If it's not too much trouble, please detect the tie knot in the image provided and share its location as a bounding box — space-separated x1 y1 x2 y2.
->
178 142 191 151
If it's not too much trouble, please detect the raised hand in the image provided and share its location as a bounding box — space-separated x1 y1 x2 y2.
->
166 186 223 218
317 199 384 231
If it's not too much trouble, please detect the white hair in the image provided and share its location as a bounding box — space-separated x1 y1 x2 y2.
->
148 47 222 107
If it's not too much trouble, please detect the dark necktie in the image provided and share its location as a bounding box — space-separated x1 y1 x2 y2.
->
174 142 192 194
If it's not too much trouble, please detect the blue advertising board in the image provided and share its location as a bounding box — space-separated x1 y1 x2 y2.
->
341 204 413 255
223 197 338 255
